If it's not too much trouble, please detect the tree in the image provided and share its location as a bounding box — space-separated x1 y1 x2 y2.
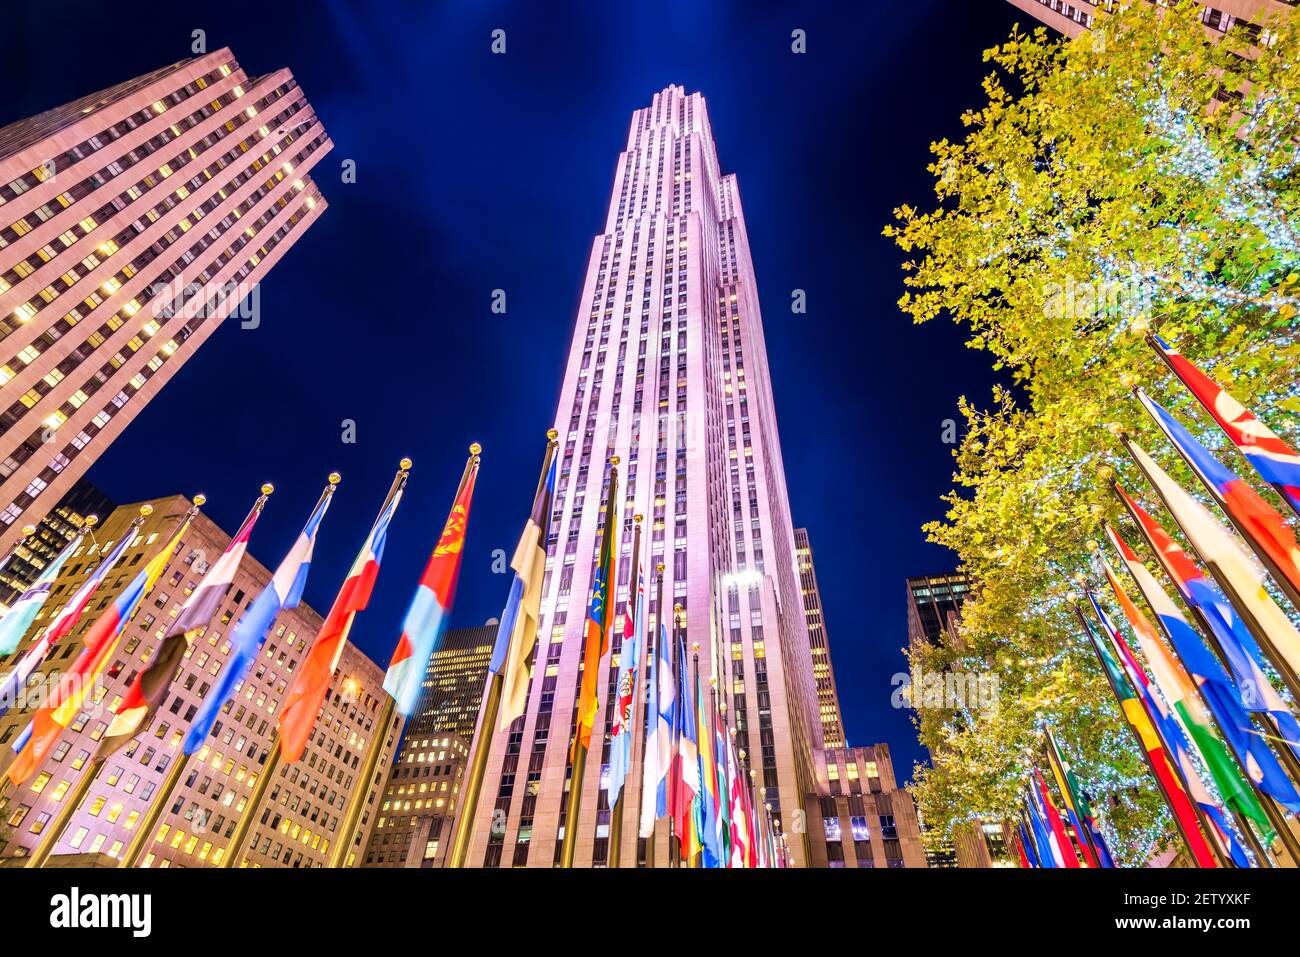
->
886 1 1300 863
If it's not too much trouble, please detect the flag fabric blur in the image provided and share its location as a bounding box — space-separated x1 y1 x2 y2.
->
1080 601 1218 867
0 529 139 719
1034 768 1080 867
1045 728 1114 868
573 466 618 758
1127 439 1300 681
695 667 723 866
649 617 676 826
608 539 643 810
278 470 405 762
8 507 195 784
1114 486 1300 766
713 698 731 865
489 448 557 732
726 727 748 867
1137 389 1300 602
1105 518 1298 820
673 633 701 861
98 492 268 759
1018 820 1040 868
184 481 336 755
385 453 479 716
1025 787 1059 868
1152 335 1300 516
0 531 82 655
1042 730 1098 867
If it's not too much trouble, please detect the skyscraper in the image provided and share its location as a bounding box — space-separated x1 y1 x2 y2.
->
0 495 398 868
362 624 494 867
905 573 971 650
0 478 113 607
794 527 845 748
812 744 926 868
0 48 330 555
1005 0 1289 38
460 85 821 867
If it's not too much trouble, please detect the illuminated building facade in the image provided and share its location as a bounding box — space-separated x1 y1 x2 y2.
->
794 527 845 748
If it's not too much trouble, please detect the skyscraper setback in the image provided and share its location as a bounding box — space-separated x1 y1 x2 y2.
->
0 48 330 555
460 85 821 867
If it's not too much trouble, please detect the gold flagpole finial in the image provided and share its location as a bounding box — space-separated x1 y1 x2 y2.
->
610 455 620 467
82 516 98 530
328 471 342 485
20 524 36 537
657 562 665 573
399 457 413 471
192 494 207 508
634 513 643 524
547 427 559 442
139 504 154 518
261 483 275 496
469 442 482 456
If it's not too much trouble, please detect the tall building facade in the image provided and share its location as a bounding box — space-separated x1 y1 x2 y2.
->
461 85 821 867
794 528 845 748
362 624 494 867
810 744 926 868
1006 0 1291 39
905 573 971 650
0 48 330 555
0 478 113 607
0 495 398 868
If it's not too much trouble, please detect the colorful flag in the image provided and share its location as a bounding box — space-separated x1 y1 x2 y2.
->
98 491 268 759
713 698 731 865
1105 519 1298 821
7 506 195 784
696 666 723 866
650 616 676 826
1127 438 1300 681
489 446 557 732
1045 728 1114 867
573 464 618 758
726 727 748 867
184 480 336 755
1025 787 1059 868
1080 601 1218 867
1114 484 1300 764
1152 335 1300 516
1 528 140 719
278 468 405 762
1042 733 1098 866
0 531 83 655
1017 820 1040 868
673 632 700 860
385 452 479 716
1137 389 1300 603
1033 768 1080 867
608 531 643 809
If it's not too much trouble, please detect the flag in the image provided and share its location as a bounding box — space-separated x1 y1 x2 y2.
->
651 618 676 824
1041 732 1098 867
713 698 731 865
573 464 618 758
1025 787 1059 868
7 507 194 784
607 534 643 809
1114 484 1300 765
1105 519 1298 820
278 469 405 762
98 491 268 759
1126 438 1300 681
1017 820 1040 868
1152 335 1300 515
0 529 139 718
0 532 83 656
385 453 479 716
489 446 557 732
673 632 700 860
696 665 723 866
1045 728 1114 867
1080 600 1218 867
184 481 336 755
1137 389 1300 602
1033 768 1080 867
726 728 748 867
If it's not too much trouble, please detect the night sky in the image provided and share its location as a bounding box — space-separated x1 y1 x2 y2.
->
1 0 1025 781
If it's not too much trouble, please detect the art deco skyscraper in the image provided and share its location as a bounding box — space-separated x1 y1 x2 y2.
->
0 48 330 555
461 85 821 867
1004 0 1291 38
794 527 845 749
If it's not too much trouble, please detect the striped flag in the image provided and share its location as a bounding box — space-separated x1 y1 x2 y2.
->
1124 441 1300 695
607 529 643 809
1025 786 1059 868
714 698 732 865
98 491 269 759
1045 728 1114 867
278 467 406 762
0 529 139 718
1152 335 1300 516
7 506 195 784
573 462 618 758
673 632 700 860
0 531 83 655
640 615 673 837
1137 389 1300 603
1106 510 1300 812
1033 768 1080 867
726 727 748 867
184 480 337 755
696 665 723 866
384 451 479 716
489 445 557 732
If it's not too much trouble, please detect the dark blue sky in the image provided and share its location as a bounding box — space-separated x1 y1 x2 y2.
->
2 0 1023 781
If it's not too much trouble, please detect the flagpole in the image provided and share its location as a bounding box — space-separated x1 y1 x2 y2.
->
639 561 665 869
1147 334 1300 523
609 514 642 869
559 454 618 869
1110 487 1300 859
221 736 282 867
447 431 556 869
1040 739 1093 866
24 758 105 868
330 693 397 867
667 602 683 867
120 751 188 867
1072 604 1211 865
